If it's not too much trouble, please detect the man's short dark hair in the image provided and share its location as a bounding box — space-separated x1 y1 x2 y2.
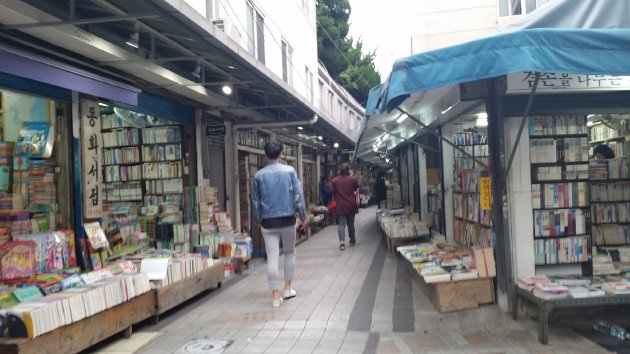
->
264 140 283 159
339 162 351 175
593 144 615 159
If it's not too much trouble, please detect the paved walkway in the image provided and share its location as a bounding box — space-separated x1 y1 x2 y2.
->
87 206 613 354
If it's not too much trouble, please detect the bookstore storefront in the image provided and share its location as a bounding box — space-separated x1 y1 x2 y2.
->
359 27 630 312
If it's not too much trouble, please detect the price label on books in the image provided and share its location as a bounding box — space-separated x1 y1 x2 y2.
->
480 177 491 210
80 99 103 218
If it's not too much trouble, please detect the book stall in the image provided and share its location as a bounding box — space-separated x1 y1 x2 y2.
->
513 273 630 344
397 236 496 312
377 208 431 253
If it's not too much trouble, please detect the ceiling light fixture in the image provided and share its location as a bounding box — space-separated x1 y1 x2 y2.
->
126 23 140 48
318 136 323 140
222 84 233 95
297 126 303 130
333 142 339 148
476 112 488 127
396 114 407 124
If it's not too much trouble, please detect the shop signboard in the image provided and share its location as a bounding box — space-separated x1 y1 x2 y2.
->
480 176 491 211
80 99 102 219
205 125 226 136
507 72 630 94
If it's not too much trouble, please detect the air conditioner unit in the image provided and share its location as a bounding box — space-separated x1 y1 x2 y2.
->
211 18 244 47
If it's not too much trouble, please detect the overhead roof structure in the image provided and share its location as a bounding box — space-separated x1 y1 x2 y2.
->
0 0 358 151
355 0 630 166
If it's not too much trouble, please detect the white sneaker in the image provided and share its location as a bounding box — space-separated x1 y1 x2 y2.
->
283 289 297 299
272 297 283 308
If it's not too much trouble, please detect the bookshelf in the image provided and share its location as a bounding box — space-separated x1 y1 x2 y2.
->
588 121 630 158
589 155 630 275
451 130 492 247
528 115 591 266
101 112 185 240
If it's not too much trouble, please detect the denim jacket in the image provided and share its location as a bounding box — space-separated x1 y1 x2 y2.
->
252 161 308 223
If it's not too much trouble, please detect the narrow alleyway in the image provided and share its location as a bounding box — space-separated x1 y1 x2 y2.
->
88 206 611 354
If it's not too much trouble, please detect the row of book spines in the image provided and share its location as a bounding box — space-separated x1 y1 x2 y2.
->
531 182 589 209
533 209 587 237
145 179 183 194
453 219 493 248
590 158 630 179
142 162 183 179
591 182 630 202
102 129 139 147
141 127 182 144
529 115 587 136
534 235 590 265
452 131 488 145
529 137 589 163
592 224 630 245
591 203 630 224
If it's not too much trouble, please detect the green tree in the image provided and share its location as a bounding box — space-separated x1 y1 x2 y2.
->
316 0 381 104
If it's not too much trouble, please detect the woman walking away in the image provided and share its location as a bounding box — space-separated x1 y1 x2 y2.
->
331 162 359 250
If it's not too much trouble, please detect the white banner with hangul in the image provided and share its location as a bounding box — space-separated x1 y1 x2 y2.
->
507 71 630 94
81 98 103 219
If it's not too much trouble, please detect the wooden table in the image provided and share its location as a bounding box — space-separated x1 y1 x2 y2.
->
153 261 224 322
512 285 630 344
405 259 495 312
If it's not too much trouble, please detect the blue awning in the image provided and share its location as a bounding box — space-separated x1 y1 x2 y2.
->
367 28 630 117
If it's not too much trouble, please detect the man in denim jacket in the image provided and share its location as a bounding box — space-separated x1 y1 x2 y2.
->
252 140 309 307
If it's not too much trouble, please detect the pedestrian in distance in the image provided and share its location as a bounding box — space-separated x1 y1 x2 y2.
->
330 162 359 251
320 175 332 206
374 170 387 208
252 140 309 308
593 144 615 160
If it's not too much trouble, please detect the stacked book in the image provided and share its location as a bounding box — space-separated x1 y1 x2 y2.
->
517 275 551 291
419 262 451 283
567 285 605 298
592 252 620 275
533 282 569 299
0 266 150 338
602 281 630 295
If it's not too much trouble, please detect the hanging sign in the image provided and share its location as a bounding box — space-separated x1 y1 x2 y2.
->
205 125 226 136
507 71 630 94
81 99 103 219
480 176 491 211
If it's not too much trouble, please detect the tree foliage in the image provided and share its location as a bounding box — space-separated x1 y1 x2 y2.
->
316 0 381 104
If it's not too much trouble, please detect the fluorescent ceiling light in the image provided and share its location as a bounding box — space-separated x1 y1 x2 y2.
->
396 114 407 124
297 126 303 130
222 84 232 95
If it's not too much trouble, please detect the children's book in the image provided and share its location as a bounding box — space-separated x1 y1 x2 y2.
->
0 241 37 280
14 122 54 158
83 222 109 250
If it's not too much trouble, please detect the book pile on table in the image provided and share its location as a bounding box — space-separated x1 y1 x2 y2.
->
517 275 551 291
397 239 491 283
0 261 150 338
533 282 569 299
602 281 630 295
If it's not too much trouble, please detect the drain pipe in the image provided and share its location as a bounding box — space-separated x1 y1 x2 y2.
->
227 115 318 232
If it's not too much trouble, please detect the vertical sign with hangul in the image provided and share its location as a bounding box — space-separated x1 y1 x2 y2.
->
80 99 102 219
480 176 491 211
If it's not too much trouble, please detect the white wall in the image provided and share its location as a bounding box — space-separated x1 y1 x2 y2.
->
184 0 318 102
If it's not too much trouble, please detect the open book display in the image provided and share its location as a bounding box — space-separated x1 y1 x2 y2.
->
397 239 495 284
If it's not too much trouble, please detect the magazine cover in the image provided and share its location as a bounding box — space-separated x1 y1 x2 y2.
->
14 122 55 158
